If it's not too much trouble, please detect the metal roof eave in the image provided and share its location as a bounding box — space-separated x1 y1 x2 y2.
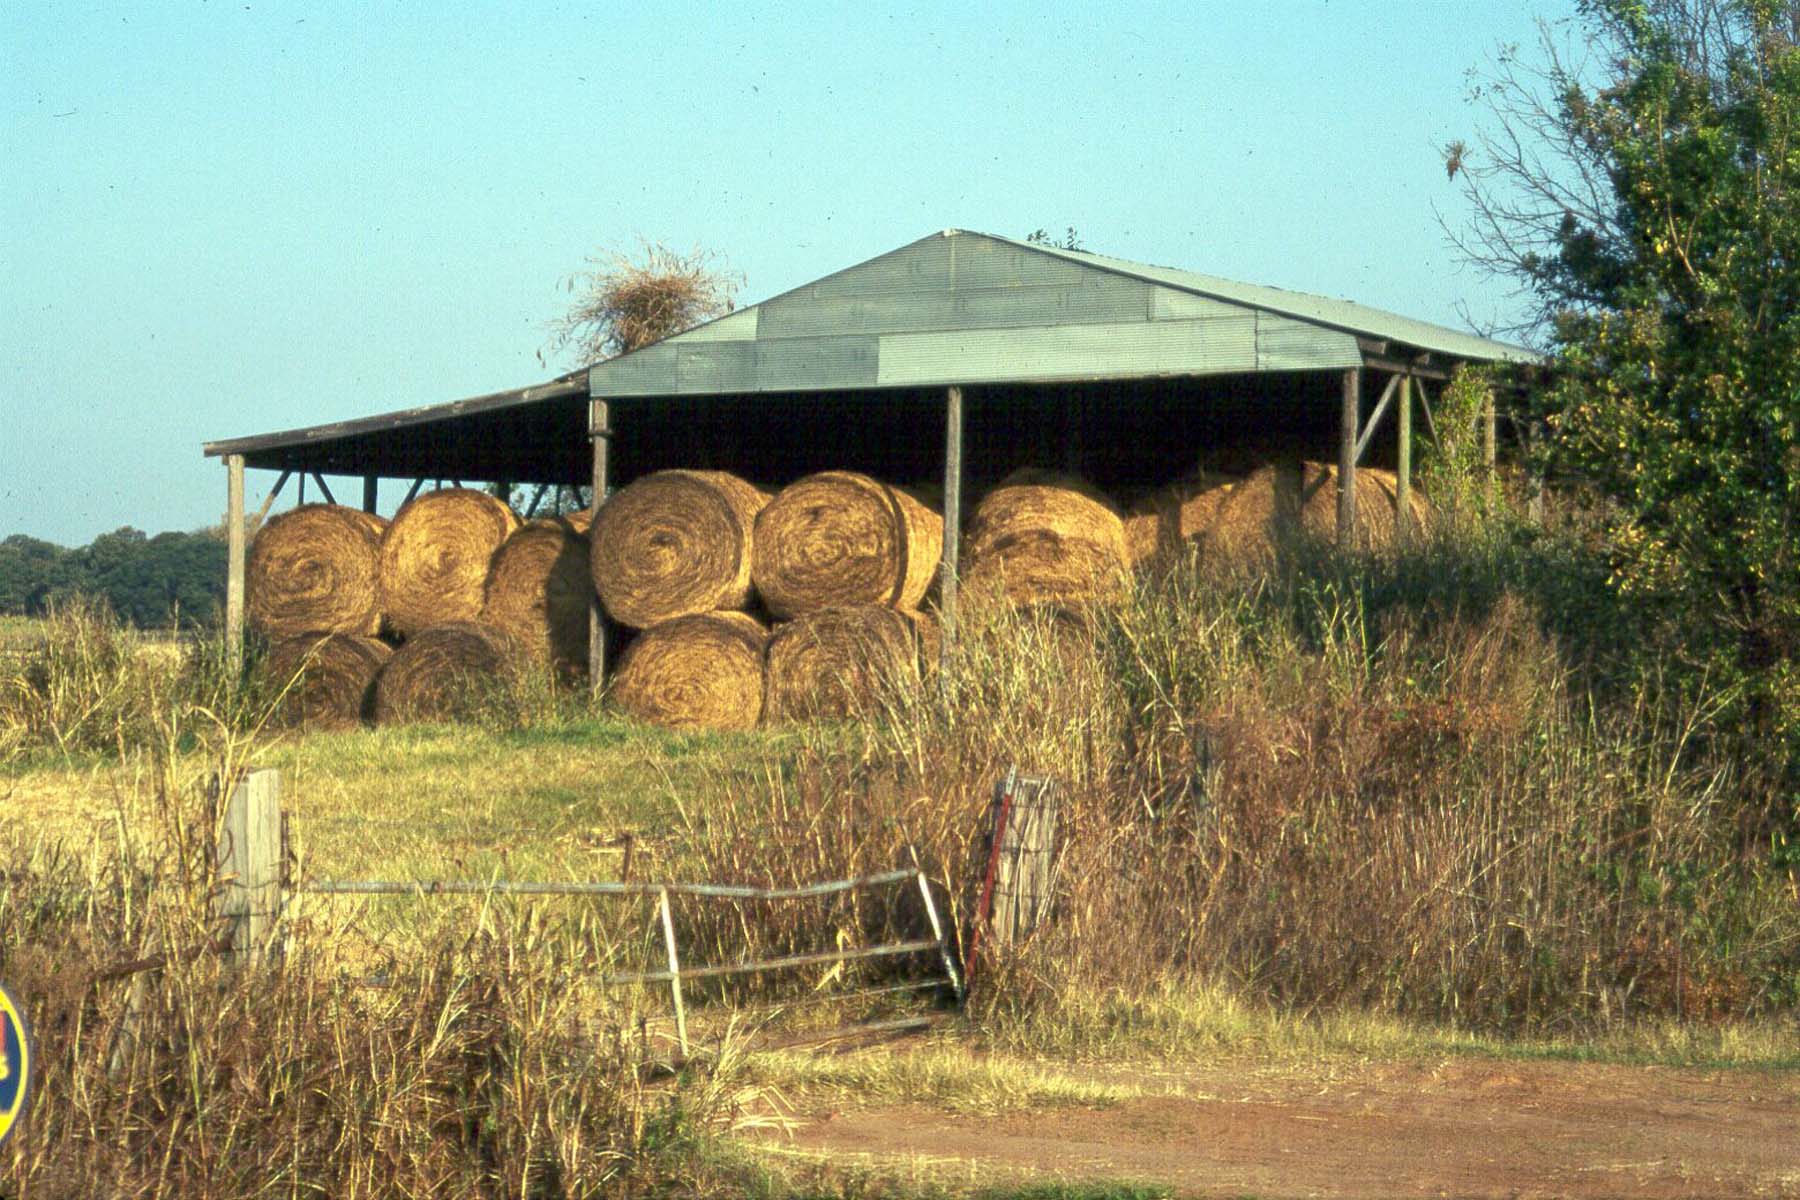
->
201 372 588 460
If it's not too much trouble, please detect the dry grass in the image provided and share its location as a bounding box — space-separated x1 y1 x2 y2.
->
6 557 1800 1196
0 739 773 1198
544 239 741 363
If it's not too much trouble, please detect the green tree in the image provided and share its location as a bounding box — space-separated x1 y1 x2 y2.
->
1453 0 1800 800
0 535 72 615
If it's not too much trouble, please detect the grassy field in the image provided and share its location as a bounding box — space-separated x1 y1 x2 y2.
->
6 529 1800 1199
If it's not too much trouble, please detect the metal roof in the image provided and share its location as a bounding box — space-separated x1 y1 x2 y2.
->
204 229 1539 480
587 229 1539 399
201 373 590 480
993 233 1541 365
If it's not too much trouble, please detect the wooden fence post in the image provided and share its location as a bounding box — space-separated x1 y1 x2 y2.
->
215 768 283 966
967 770 1061 989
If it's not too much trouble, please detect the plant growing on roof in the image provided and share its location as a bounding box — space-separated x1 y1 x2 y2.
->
542 239 742 365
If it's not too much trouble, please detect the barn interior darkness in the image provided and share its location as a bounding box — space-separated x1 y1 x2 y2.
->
224 368 1425 508
606 370 1373 503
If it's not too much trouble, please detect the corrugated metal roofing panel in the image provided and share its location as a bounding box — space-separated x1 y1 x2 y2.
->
874 316 1257 387
1256 313 1364 370
1151 287 1246 322
676 307 759 342
806 235 952 297
590 342 679 396
594 335 882 396
758 278 1155 339
974 231 1540 363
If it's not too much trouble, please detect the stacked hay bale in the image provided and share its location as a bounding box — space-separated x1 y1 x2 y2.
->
752 471 940 720
752 471 941 616
262 633 392 730
379 488 519 638
481 513 591 678
1124 472 1241 570
589 471 767 628
1203 461 1423 565
248 504 386 637
964 470 1129 607
608 611 768 731
764 604 922 722
373 621 523 725
592 471 771 731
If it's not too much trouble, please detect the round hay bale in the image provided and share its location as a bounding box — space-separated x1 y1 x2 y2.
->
904 608 942 677
379 489 519 637
261 632 391 730
1124 473 1240 570
1204 461 1425 564
589 470 769 629
609 610 767 731
764 605 923 722
964 470 1128 606
372 620 522 725
481 515 591 677
247 504 385 637
752 471 943 618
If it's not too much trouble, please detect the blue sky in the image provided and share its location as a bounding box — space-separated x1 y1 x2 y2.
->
3 0 1567 545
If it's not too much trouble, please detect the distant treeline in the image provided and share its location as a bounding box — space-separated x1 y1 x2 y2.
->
0 528 227 628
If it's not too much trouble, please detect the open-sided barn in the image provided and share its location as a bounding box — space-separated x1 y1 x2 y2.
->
204 228 1540 684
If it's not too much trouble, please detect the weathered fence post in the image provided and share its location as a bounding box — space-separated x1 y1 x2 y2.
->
967 770 1061 988
215 768 284 966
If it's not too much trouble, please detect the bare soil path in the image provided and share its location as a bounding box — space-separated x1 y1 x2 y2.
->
764 1057 1800 1198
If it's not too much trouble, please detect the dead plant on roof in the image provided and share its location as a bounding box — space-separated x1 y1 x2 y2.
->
542 239 741 365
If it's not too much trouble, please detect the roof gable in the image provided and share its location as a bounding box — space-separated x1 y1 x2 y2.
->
589 230 1536 399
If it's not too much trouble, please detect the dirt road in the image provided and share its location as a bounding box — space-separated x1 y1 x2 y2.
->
767 1057 1800 1198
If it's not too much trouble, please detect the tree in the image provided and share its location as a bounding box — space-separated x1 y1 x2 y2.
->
1451 0 1800 798
542 240 741 366
0 528 224 626
0 535 71 615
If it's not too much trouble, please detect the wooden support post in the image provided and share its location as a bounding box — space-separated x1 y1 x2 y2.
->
252 469 291 529
403 478 425 506
1526 420 1545 524
657 887 689 1056
1396 373 1413 542
1483 390 1498 506
1414 378 1440 445
1338 369 1360 544
588 399 609 695
941 386 964 654
362 475 378 514
215 769 283 966
226 454 246 672
311 473 336 506
1353 373 1401 463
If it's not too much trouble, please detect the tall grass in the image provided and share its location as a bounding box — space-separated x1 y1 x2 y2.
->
0 596 256 765
685 527 1800 1038
0 712 763 1199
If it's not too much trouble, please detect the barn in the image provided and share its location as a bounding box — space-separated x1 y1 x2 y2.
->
203 228 1540 682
